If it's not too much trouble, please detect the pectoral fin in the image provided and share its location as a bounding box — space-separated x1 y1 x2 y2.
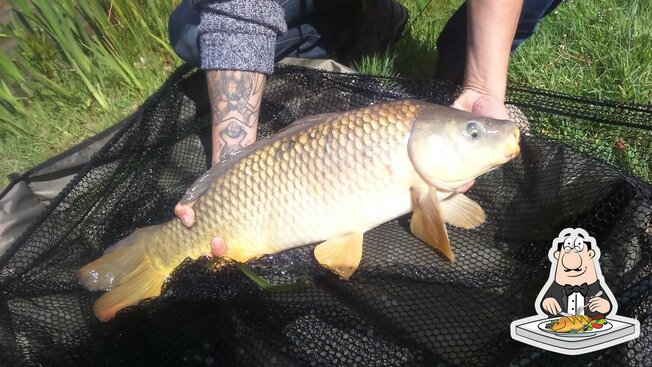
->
440 194 485 229
410 187 453 262
314 232 363 279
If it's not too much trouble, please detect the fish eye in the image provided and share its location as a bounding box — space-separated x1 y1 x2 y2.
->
465 121 482 140
573 238 584 252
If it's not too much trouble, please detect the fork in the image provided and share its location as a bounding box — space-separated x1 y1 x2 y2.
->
558 290 604 317
577 290 604 314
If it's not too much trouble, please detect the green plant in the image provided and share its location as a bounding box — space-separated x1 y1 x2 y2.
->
0 0 179 185
0 0 650 187
0 0 178 130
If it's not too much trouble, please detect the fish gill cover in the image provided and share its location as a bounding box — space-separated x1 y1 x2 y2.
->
0 64 651 366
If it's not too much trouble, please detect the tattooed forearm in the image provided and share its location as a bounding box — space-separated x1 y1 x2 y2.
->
206 70 266 165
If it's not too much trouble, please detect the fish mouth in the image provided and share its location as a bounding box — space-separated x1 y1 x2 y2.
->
504 144 521 161
503 129 521 160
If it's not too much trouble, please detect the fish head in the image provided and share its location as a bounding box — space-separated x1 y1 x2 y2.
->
407 104 520 192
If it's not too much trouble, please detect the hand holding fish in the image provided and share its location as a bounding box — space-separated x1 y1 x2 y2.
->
174 201 196 228
451 0 522 121
79 100 520 322
175 201 226 257
174 68 265 235
177 87 510 259
451 89 509 120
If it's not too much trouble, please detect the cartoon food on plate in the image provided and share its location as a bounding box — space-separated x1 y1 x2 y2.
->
511 228 640 354
544 315 608 333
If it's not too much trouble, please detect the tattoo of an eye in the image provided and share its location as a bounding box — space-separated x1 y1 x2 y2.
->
223 121 246 139
218 121 247 160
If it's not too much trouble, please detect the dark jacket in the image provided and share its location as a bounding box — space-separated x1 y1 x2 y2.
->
541 281 612 318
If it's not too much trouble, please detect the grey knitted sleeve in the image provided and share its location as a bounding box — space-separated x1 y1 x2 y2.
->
192 0 287 73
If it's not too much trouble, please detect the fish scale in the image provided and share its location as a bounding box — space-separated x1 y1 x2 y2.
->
78 99 520 321
166 101 420 260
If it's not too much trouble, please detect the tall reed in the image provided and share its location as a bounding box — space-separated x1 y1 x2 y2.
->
0 0 178 136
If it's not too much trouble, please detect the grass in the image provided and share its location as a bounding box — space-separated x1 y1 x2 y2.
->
353 0 652 182
0 0 179 186
0 0 651 188
356 0 651 104
508 0 652 182
509 0 651 103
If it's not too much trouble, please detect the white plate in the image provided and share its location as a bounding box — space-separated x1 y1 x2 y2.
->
538 317 612 337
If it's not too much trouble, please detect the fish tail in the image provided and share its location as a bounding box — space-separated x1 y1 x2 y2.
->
77 225 171 322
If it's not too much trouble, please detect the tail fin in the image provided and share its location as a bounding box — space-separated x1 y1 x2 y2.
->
78 225 170 322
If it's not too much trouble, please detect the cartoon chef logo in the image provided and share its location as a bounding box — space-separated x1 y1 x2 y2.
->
538 228 614 318
510 228 640 355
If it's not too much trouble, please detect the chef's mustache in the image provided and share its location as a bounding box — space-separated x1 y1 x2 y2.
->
564 267 582 272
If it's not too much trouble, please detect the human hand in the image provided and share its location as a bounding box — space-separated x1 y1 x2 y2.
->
174 69 264 247
174 201 227 257
455 0 521 121
174 201 196 228
588 296 610 314
542 297 562 315
451 88 509 120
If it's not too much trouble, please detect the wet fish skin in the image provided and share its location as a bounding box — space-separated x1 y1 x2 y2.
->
185 100 419 260
78 99 520 321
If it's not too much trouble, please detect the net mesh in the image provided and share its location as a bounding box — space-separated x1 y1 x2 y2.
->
1 64 651 366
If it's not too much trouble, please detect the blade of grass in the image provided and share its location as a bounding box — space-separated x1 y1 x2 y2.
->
0 52 24 83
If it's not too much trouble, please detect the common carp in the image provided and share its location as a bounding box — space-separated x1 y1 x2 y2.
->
78 100 520 321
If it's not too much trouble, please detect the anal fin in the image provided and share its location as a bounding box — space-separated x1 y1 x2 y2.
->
440 194 485 229
410 187 453 262
314 232 363 279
